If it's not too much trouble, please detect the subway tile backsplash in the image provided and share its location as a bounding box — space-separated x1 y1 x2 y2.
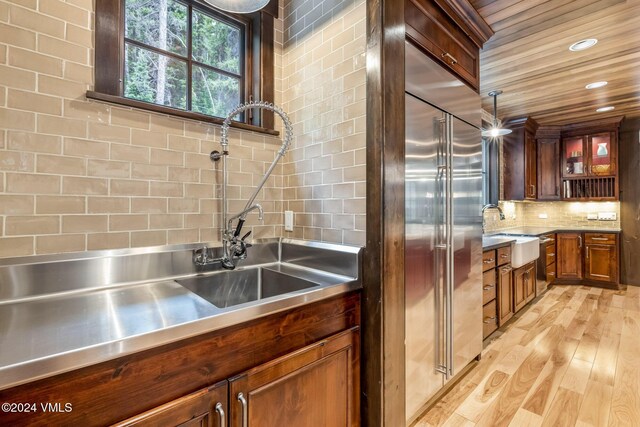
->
484 201 621 233
0 0 367 258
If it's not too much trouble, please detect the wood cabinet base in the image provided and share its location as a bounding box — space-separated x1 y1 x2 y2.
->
0 292 361 426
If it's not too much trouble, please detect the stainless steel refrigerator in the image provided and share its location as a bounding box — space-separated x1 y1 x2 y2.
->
405 41 483 424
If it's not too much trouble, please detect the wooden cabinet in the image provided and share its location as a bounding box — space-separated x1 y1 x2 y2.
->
584 233 619 283
555 232 620 287
116 328 359 427
482 300 498 338
113 381 228 427
524 262 536 302
0 293 361 427
497 263 513 326
482 245 512 338
503 117 539 200
543 233 557 285
229 328 359 427
536 127 561 200
560 118 622 200
513 261 536 313
557 233 583 280
404 0 482 91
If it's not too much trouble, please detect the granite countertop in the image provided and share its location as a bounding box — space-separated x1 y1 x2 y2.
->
482 235 517 250
487 226 621 237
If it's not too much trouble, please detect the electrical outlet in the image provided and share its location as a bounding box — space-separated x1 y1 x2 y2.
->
598 212 617 221
284 210 294 231
538 213 548 219
587 213 598 220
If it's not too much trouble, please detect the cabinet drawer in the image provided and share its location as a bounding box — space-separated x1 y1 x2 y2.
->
585 233 616 245
482 270 496 305
483 250 496 271
405 0 479 90
546 249 556 266
546 263 556 283
497 246 511 266
483 300 498 338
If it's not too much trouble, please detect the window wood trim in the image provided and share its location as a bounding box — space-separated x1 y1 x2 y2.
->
93 0 277 135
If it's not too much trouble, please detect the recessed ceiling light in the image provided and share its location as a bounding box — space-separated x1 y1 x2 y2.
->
569 38 598 51
585 81 608 89
596 106 615 112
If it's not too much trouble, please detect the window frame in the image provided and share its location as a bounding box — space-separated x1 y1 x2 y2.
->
90 0 278 135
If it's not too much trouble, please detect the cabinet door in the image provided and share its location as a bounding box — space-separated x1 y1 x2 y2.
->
112 381 228 427
588 132 615 176
537 138 561 200
525 262 536 302
525 130 537 199
229 328 359 427
513 266 527 312
562 137 587 178
497 264 513 326
585 244 618 283
557 233 583 279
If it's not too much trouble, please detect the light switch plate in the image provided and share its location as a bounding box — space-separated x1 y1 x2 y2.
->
587 213 598 220
538 213 548 219
284 210 294 231
598 212 617 221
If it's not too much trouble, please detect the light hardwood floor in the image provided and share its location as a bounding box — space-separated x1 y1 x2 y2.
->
414 284 640 427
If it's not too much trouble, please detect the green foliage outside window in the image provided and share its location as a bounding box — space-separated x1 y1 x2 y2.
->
123 0 243 118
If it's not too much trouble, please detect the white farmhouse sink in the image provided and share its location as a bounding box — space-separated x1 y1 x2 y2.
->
508 236 540 268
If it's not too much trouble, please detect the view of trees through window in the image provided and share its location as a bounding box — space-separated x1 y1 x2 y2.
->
124 0 243 119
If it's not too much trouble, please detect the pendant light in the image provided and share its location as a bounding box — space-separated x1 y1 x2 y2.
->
202 0 269 14
481 90 512 138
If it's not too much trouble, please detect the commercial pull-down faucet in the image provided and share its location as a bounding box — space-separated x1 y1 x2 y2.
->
195 101 293 269
481 203 505 232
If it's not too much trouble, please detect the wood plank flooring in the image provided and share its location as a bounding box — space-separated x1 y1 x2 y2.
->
414 285 640 427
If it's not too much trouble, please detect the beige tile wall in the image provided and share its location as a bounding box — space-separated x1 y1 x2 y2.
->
483 200 621 233
0 0 292 258
279 0 366 246
0 0 367 259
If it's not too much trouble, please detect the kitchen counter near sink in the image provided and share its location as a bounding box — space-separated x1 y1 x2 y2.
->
0 239 362 392
488 226 621 236
482 235 516 250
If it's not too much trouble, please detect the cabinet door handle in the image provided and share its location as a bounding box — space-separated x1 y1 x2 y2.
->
237 393 247 427
548 252 555 257
586 246 589 259
483 285 495 290
483 316 497 323
578 235 582 248
484 258 495 263
441 52 458 65
501 267 512 274
591 237 609 241
500 254 509 258
215 402 226 427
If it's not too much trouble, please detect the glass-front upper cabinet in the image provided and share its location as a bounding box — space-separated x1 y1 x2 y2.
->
562 137 586 177
589 133 613 175
562 132 615 178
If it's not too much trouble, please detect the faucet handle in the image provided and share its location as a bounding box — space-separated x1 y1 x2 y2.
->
241 231 252 247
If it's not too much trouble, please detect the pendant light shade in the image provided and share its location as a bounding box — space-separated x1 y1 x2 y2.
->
202 0 269 14
481 90 512 138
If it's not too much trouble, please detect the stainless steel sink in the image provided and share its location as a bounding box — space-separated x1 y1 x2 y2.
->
176 267 319 308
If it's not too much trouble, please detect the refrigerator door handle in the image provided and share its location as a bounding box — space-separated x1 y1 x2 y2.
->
434 116 447 376
445 113 455 379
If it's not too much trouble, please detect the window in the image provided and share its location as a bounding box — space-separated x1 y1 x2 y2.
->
91 0 277 132
482 120 501 205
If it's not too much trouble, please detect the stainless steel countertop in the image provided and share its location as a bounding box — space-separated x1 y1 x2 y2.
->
0 240 362 391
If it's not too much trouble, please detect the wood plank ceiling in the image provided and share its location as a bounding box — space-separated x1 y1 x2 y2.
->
474 0 640 126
